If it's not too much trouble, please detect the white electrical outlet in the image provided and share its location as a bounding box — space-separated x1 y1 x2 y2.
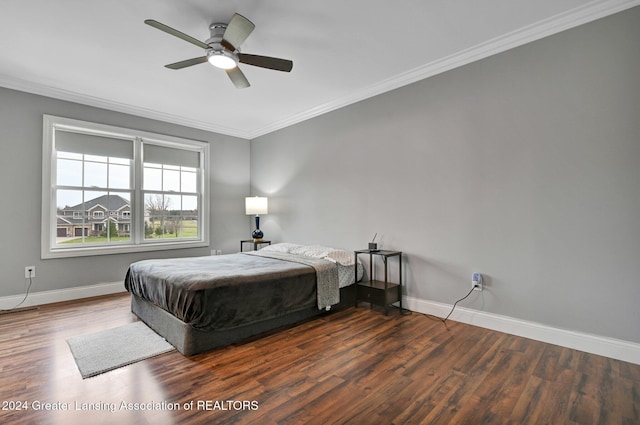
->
472 272 482 291
25 266 35 279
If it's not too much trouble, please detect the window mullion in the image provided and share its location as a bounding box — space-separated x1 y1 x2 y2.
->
106 157 111 241
133 138 143 245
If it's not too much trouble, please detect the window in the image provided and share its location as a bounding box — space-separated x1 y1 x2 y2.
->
42 115 209 258
142 145 201 241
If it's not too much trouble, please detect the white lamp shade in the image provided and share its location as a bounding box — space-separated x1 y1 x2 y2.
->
245 197 268 215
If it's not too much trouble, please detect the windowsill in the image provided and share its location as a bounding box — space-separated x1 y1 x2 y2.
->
41 239 208 259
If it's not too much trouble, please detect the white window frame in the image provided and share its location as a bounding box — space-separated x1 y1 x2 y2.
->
42 115 210 259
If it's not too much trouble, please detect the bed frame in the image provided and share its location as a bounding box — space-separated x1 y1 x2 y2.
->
131 285 356 356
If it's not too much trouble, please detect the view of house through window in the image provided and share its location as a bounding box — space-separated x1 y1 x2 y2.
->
43 115 209 258
57 192 132 244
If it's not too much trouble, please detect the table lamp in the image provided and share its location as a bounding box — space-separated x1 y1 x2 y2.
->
245 196 268 242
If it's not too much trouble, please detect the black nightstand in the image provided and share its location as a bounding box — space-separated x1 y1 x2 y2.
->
354 249 403 315
240 240 271 252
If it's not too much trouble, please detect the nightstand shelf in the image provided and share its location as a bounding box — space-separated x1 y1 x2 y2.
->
354 249 403 315
240 240 271 252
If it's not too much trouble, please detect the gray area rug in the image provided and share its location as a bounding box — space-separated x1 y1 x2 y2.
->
67 321 174 378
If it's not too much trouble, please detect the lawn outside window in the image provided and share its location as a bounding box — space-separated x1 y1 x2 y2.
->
41 115 209 259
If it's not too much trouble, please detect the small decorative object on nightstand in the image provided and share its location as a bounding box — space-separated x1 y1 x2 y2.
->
240 240 271 252
354 249 403 315
368 233 378 251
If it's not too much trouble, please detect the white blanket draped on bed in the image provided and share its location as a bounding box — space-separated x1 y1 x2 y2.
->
243 251 339 310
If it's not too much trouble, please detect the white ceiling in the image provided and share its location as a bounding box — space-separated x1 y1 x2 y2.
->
1 0 637 139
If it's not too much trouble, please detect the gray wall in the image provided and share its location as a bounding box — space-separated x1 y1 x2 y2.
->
0 87 250 297
251 8 640 343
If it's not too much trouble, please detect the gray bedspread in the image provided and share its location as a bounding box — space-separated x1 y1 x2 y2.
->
124 252 338 332
243 250 339 309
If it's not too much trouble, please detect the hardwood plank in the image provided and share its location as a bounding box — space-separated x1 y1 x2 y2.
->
0 293 638 425
511 369 577 424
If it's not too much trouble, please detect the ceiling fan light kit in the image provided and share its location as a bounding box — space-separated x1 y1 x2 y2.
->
145 13 293 88
208 50 237 69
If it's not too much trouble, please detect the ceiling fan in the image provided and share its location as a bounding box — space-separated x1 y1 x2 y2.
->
145 13 293 89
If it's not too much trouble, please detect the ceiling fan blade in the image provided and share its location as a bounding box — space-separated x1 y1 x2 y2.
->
221 13 255 50
226 67 250 89
144 19 210 50
238 53 293 72
165 56 208 70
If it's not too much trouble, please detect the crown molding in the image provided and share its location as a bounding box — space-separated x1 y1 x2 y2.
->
0 74 253 139
248 0 640 139
2 0 638 140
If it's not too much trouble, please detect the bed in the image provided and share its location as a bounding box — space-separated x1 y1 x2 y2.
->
124 243 363 355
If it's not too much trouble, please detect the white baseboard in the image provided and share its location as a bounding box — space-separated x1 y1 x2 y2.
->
0 281 126 310
404 296 640 366
3 286 638 365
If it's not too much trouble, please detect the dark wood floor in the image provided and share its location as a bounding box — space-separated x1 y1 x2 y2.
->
0 293 638 425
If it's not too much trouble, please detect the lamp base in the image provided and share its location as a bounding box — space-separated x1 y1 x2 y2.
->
251 227 264 243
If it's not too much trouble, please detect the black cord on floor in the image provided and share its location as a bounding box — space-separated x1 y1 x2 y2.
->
425 286 476 324
0 275 33 312
442 286 475 322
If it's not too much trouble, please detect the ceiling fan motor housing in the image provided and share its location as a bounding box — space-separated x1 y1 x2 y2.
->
205 23 239 68
206 23 234 50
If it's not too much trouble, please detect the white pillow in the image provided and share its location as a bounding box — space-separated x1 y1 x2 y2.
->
326 249 355 266
289 244 356 266
290 244 332 258
259 243 302 253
